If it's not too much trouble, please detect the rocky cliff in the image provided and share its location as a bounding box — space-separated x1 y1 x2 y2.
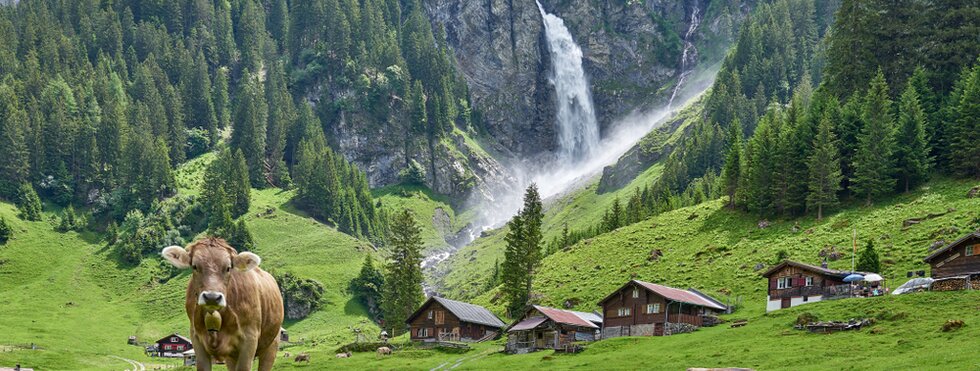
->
330 0 748 202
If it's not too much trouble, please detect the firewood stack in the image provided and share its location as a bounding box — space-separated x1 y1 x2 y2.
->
970 275 980 289
932 277 967 291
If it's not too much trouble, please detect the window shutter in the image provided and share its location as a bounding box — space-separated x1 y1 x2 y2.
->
794 277 804 287
769 278 777 290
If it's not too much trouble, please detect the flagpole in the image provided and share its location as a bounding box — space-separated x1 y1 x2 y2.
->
852 229 856 273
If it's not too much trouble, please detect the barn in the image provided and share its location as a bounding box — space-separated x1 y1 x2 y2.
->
923 232 980 279
505 305 602 354
406 296 506 342
154 333 193 358
598 280 726 337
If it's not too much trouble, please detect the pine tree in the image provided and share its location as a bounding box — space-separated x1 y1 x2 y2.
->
207 185 234 235
501 212 526 317
232 73 268 187
228 150 252 217
0 84 30 198
894 83 931 192
949 62 980 177
186 51 217 146
226 219 255 251
348 254 384 316
17 183 42 221
721 118 744 209
501 184 544 317
852 70 896 206
213 67 231 131
856 240 881 273
806 114 842 220
381 209 423 336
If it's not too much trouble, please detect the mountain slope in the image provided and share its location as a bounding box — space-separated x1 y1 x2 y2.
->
469 178 979 317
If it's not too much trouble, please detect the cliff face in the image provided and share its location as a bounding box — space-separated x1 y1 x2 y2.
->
330 0 746 201
426 0 741 158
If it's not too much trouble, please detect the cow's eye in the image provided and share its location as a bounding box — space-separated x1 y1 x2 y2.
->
225 266 231 273
192 265 197 271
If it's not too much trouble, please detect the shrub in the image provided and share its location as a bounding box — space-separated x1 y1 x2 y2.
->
398 160 427 185
0 217 12 244
185 127 212 159
16 183 42 221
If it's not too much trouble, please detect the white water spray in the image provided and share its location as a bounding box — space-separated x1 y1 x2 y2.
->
537 0 600 163
667 5 702 111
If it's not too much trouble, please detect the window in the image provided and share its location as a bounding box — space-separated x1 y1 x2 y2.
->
171 337 177 342
435 310 445 325
418 328 429 337
632 288 639 298
776 277 793 289
805 276 813 286
967 245 975 256
646 303 661 314
617 307 631 317
427 310 433 320
164 345 171 351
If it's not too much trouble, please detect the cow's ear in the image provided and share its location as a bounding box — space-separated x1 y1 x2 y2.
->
233 252 261 272
162 246 191 269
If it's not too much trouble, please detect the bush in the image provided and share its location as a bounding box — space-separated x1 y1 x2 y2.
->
398 160 427 185
57 205 81 232
0 217 12 244
185 127 212 159
16 183 42 221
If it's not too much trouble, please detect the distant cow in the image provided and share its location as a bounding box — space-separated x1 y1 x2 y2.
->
162 238 284 371
377 346 392 358
294 353 310 363
335 352 352 358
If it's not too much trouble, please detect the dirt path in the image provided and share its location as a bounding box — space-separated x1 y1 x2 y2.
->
109 355 146 371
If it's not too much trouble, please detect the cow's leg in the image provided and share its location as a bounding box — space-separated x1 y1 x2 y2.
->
234 338 258 371
196 351 213 371
256 339 279 371
193 338 213 371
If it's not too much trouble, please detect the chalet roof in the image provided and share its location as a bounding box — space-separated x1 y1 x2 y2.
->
405 296 506 328
923 232 980 263
598 280 727 311
507 305 601 332
688 288 728 311
507 316 548 332
155 333 192 345
573 310 603 325
760 260 863 279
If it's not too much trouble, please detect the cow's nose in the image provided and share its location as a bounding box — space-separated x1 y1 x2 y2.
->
203 292 223 304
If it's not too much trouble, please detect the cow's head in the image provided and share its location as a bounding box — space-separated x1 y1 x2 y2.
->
161 238 261 312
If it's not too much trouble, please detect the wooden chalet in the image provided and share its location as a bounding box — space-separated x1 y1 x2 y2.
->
598 280 726 338
406 296 506 342
505 305 602 354
154 333 192 358
762 260 864 312
923 232 980 279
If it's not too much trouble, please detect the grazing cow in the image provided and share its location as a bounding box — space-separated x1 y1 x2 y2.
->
376 346 392 358
162 238 284 371
294 353 310 363
335 352 352 358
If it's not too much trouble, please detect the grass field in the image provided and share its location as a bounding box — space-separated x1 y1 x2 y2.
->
245 291 980 370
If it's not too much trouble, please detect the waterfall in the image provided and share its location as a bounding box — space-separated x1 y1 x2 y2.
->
536 0 600 163
667 5 702 111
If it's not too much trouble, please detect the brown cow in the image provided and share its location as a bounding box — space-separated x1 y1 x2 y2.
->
162 238 284 371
